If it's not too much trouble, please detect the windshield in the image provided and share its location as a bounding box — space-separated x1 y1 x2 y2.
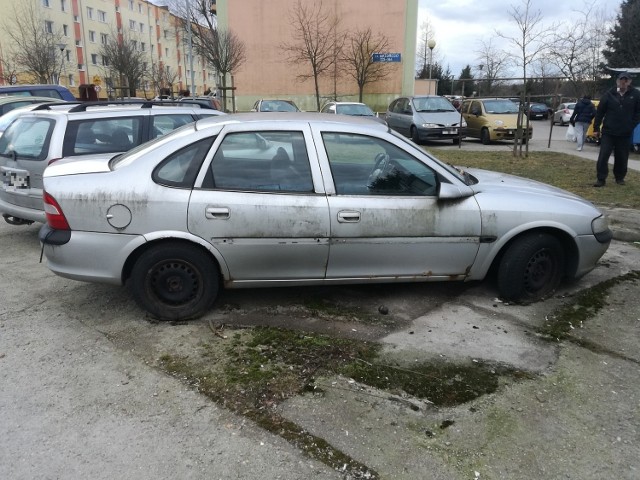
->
412 97 456 113
482 99 519 114
336 104 375 116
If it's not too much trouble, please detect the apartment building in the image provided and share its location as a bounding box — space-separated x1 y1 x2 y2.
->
0 0 216 99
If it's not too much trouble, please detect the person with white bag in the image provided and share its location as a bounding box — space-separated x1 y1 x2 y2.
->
569 94 596 151
565 123 577 142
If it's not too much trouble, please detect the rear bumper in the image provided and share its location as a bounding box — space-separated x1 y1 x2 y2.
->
0 197 45 223
39 226 146 285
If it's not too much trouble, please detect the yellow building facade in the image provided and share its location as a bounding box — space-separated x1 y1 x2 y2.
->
0 0 215 99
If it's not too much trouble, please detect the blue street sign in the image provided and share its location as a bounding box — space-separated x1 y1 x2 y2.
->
372 53 401 63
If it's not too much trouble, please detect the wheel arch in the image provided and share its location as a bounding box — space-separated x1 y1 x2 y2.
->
483 226 579 280
121 234 228 286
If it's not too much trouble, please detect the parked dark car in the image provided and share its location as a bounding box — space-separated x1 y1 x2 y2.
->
524 102 550 120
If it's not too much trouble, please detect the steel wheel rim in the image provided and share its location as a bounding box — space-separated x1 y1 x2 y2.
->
147 259 202 306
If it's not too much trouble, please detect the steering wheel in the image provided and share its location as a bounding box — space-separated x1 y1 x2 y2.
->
368 152 390 186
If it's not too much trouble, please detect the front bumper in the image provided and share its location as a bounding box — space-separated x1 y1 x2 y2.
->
418 127 467 141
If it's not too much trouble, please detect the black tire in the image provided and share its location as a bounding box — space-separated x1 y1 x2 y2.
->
411 126 420 144
480 128 491 145
130 242 220 321
452 137 460 145
497 233 565 302
560 118 566 126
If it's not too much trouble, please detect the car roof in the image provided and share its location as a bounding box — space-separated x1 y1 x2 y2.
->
195 112 388 130
25 100 217 116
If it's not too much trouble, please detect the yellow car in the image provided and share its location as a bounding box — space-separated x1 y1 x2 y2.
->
461 98 532 144
585 100 600 143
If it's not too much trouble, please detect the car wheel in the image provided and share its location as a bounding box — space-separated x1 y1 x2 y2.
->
497 233 565 302
452 137 460 145
411 126 421 144
560 118 566 126
130 242 220 321
480 128 491 145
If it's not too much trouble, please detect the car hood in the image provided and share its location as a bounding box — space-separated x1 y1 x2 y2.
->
415 110 461 126
466 168 599 209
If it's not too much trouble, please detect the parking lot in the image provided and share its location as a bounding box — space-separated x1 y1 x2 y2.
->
1 125 640 478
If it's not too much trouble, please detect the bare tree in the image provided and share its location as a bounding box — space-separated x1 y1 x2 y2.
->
149 63 180 98
546 2 613 96
415 19 437 78
282 0 340 111
341 28 392 102
194 27 246 111
496 0 552 84
99 31 148 98
3 3 66 84
475 38 510 95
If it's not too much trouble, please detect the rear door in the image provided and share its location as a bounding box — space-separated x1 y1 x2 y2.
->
187 123 331 282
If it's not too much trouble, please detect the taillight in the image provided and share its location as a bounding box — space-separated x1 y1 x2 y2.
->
43 191 70 230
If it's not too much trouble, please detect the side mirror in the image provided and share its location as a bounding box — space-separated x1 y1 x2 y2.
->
438 182 473 200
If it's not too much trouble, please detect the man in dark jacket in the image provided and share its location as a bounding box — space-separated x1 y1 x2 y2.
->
570 95 596 151
592 72 640 187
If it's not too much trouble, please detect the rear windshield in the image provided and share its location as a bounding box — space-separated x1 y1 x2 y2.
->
0 117 55 161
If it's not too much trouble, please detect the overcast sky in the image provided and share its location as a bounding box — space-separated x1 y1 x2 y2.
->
417 0 622 76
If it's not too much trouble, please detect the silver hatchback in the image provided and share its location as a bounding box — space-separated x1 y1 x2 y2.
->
39 113 611 321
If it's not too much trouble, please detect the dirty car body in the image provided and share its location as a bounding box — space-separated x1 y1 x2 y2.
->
39 113 612 321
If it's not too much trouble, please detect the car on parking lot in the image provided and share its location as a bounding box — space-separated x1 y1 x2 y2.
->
0 100 224 225
320 101 386 124
0 101 65 138
524 102 550 120
461 98 532 144
0 96 66 117
385 95 466 144
553 102 576 125
251 99 300 112
38 112 611 321
177 96 223 111
0 84 76 101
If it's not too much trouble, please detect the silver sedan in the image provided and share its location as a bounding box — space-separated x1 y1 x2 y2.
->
39 113 612 321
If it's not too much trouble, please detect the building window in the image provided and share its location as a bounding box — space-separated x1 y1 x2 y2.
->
60 0 67 11
128 0 133 10
98 10 106 22
63 24 69 37
68 74 75 86
139 22 144 33
65 50 70 61
132 40 138 51
102 56 109 66
89 30 96 42
138 3 143 13
45 21 54 34
101 33 108 45
163 29 168 39
86 7 93 19
42 0 50 7
165 47 169 57
141 42 146 52
91 54 98 65
129 20 136 30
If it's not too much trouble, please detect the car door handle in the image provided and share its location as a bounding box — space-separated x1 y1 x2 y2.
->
205 207 230 219
337 210 361 223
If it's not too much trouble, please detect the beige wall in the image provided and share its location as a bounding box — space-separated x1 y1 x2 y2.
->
217 0 418 112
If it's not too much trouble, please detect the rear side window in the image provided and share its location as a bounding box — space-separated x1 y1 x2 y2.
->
64 117 144 156
153 136 215 188
0 117 55 161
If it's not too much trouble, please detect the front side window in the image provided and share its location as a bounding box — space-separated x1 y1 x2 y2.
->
322 132 437 196
208 131 313 192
